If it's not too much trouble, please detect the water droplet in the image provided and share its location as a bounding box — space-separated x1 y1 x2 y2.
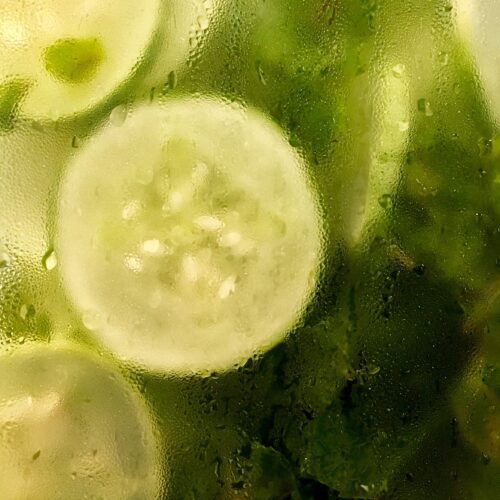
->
168 70 177 90
392 64 405 78
0 251 11 268
19 304 35 320
398 121 409 132
378 193 393 209
367 364 381 376
417 98 433 117
214 457 222 479
218 275 236 299
255 61 267 85
31 121 44 132
478 137 493 156
42 249 57 271
109 104 128 126
413 264 426 276
197 15 210 31
481 452 491 465
438 51 449 66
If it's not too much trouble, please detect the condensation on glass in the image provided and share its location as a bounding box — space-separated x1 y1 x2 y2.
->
0 1 498 498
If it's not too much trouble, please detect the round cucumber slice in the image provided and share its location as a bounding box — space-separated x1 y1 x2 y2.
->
0 343 160 499
57 98 323 375
0 0 205 121
455 0 500 123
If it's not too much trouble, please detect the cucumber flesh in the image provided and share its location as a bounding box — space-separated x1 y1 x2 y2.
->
0 343 160 498
455 0 500 123
57 98 323 375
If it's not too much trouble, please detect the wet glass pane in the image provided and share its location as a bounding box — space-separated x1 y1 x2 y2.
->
0 1 498 498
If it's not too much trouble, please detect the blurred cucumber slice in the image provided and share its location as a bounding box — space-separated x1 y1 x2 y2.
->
0 0 208 121
57 98 323 375
0 343 160 499
455 0 500 123
345 68 410 246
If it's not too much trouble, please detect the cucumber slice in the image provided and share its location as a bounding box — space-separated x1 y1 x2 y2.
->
0 343 160 499
344 68 410 247
0 0 205 121
57 98 323 375
455 0 500 123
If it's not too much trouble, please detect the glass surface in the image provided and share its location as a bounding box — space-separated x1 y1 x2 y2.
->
0 1 499 498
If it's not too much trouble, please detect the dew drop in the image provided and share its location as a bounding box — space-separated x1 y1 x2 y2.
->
256 60 267 85
398 121 409 132
0 251 11 268
42 248 57 271
109 104 128 126
19 304 35 320
196 15 210 31
218 275 236 299
391 64 405 78
378 193 393 209
168 70 178 90
417 98 433 117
